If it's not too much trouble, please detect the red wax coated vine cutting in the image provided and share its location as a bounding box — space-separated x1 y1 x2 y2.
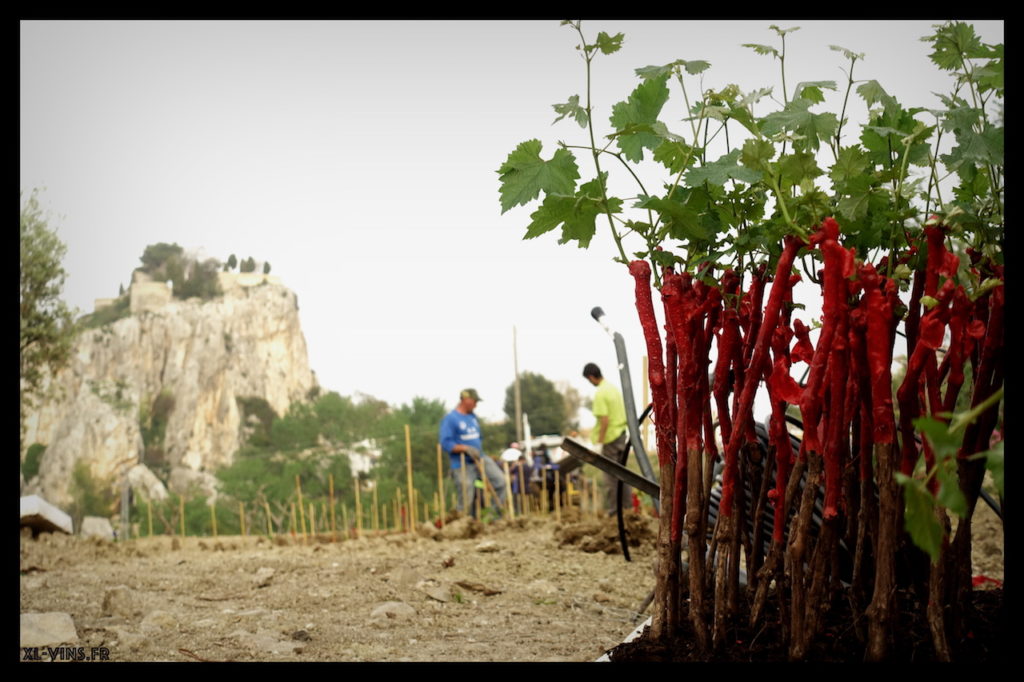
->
719 234 804 517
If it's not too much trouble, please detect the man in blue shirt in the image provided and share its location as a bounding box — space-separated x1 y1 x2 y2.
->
439 388 507 518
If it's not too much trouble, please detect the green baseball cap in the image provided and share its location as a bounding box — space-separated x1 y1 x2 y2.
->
460 388 482 401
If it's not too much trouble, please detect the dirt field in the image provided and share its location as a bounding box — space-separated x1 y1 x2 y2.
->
20 501 1002 663
20 511 659 662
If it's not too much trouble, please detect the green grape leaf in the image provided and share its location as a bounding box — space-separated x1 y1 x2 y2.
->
770 25 800 37
652 139 697 174
761 98 839 151
924 22 985 71
914 416 962 460
837 175 873 222
740 138 775 173
685 149 763 187
681 59 711 75
609 74 671 162
635 59 709 79
954 124 1004 166
829 146 872 187
829 44 865 61
497 140 580 213
777 151 823 186
552 95 589 128
978 440 1004 499
934 456 968 518
636 194 708 242
914 416 968 518
793 80 838 104
744 43 779 58
523 176 621 249
975 54 1004 94
942 103 982 134
856 80 890 107
635 63 675 80
895 472 943 563
594 31 624 55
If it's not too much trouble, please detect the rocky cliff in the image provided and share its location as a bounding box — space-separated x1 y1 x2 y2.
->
21 278 317 509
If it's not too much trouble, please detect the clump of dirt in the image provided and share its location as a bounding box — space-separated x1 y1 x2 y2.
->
554 512 657 554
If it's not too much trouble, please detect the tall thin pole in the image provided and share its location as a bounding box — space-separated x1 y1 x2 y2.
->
329 474 336 541
437 443 446 527
405 424 416 529
513 325 523 443
353 477 362 538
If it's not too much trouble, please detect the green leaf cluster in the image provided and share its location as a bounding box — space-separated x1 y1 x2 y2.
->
20 190 77 424
68 460 117 529
497 140 580 214
497 21 1002 281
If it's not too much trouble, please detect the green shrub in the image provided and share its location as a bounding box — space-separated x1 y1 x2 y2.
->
68 459 116 527
236 396 277 446
140 390 175 477
78 296 130 330
22 443 45 480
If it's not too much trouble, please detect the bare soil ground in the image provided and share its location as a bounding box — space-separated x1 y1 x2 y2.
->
20 511 659 662
19 501 1003 663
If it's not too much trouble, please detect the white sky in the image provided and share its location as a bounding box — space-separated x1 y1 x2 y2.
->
20 19 1003 425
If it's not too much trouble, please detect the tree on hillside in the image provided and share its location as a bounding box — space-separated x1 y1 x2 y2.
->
217 391 391 516
20 190 76 437
556 380 583 432
174 257 222 300
371 396 448 505
139 242 184 276
503 371 569 436
137 243 222 301
314 391 389 446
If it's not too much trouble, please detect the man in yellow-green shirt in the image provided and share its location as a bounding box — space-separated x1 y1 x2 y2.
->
583 363 631 516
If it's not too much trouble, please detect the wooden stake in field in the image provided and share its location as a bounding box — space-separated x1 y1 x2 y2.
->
437 443 446 527
371 484 379 533
460 453 468 518
290 502 297 537
405 424 416 529
329 474 337 541
264 501 273 538
475 480 482 519
481 461 490 511
309 503 316 539
541 468 548 515
295 475 307 543
396 488 405 533
179 494 186 537
413 487 419 528
341 505 350 540
239 501 246 537
503 460 514 519
146 499 153 537
210 501 218 537
353 477 363 539
381 503 388 534
517 460 526 518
